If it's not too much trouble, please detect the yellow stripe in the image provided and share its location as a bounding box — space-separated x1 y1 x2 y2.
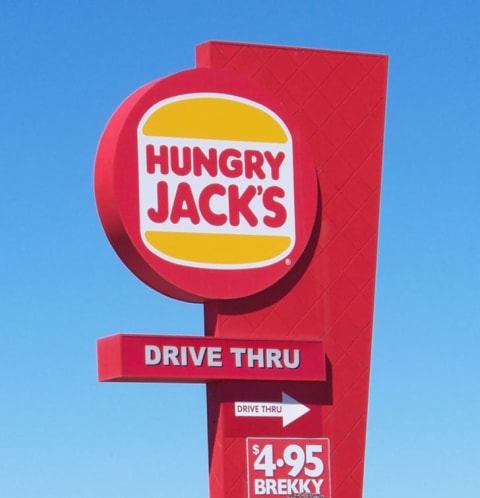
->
142 97 288 143
145 231 291 265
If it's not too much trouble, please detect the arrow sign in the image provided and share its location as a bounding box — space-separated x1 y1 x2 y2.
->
234 392 310 427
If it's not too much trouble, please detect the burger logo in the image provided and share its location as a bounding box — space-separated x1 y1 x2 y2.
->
94 68 318 301
137 94 295 269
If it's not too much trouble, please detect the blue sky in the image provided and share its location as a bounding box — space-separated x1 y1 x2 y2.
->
1 1 479 497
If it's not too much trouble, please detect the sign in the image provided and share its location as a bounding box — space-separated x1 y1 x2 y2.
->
246 438 331 498
95 40 388 498
234 393 310 427
139 94 296 268
97 335 326 383
95 68 318 302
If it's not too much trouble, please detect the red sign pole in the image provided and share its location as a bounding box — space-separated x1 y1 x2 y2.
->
197 41 388 498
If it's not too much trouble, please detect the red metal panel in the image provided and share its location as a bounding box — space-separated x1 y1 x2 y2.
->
198 41 388 498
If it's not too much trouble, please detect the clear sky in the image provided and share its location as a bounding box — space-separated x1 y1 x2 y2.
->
1 1 479 497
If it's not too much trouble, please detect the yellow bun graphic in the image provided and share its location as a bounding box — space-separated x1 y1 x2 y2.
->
142 97 288 143
144 232 291 265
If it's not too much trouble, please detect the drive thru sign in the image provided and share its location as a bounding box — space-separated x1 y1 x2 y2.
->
95 41 388 498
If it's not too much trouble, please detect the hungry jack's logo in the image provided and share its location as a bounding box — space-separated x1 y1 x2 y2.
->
94 68 318 301
137 94 295 269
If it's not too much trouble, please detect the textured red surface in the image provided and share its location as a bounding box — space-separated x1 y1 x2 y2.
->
198 41 388 498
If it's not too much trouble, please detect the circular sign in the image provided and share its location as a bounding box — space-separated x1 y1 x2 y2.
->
94 68 318 302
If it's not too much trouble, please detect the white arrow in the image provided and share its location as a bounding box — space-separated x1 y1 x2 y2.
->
234 392 310 427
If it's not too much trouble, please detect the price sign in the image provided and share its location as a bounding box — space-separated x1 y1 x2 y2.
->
246 437 331 498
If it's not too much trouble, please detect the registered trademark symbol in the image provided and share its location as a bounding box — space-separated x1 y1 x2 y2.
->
285 258 292 266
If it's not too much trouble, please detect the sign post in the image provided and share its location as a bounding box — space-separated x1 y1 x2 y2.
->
95 41 388 498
